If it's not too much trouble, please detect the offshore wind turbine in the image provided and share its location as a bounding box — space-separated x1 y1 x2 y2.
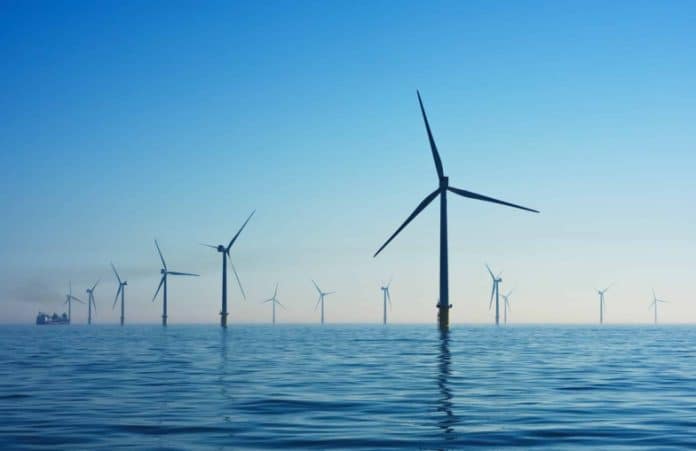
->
153 240 199 326
486 265 503 326
201 210 255 328
111 263 127 326
649 289 668 325
374 91 539 329
596 285 611 324
380 279 392 325
501 290 512 325
263 283 285 324
64 281 84 323
312 280 335 324
85 280 99 325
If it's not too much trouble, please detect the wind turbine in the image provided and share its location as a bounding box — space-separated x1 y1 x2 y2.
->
153 240 199 326
111 263 127 326
501 290 512 325
486 265 503 326
85 280 99 325
596 285 611 324
201 210 254 328
263 283 285 324
64 281 84 323
312 280 335 324
380 279 392 325
374 91 539 329
649 289 668 325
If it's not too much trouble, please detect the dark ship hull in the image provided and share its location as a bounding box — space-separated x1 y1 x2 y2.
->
36 312 69 325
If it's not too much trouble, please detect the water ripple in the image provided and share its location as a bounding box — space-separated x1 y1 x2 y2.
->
1 325 696 449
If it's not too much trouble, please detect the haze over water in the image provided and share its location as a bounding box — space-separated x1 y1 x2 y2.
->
2 324 695 449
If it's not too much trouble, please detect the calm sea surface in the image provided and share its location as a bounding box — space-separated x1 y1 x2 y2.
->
1 325 695 450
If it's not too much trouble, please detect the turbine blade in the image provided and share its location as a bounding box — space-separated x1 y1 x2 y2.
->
416 90 444 179
92 297 96 315
324 291 335 295
155 239 167 270
448 186 539 213
200 243 218 249
485 264 495 279
153 276 165 302
273 282 278 299
112 286 121 310
263 298 274 303
277 301 287 310
311 280 322 295
226 210 255 252
71 296 84 304
314 296 321 311
373 189 440 258
91 279 99 291
167 271 199 276
489 283 495 309
387 290 392 309
230 263 246 300
111 263 122 284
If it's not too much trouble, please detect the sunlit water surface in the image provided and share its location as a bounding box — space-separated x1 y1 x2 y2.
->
1 325 695 449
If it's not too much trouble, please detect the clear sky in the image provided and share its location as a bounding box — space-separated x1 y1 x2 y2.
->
1 1 695 324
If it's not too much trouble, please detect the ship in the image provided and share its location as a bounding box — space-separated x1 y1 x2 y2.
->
36 312 69 325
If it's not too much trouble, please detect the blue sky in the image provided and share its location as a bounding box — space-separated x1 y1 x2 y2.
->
1 1 695 324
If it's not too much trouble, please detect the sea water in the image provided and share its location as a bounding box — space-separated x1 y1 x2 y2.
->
1 325 695 449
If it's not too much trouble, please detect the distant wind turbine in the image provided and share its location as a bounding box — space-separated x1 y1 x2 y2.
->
312 280 335 324
111 263 127 326
64 281 84 323
263 283 285 324
501 290 512 325
649 289 668 325
596 285 611 324
201 210 255 328
153 240 199 326
380 279 392 325
486 265 503 326
374 91 539 329
85 280 99 325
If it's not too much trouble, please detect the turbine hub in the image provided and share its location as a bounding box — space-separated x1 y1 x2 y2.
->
123 281 128 286
439 176 449 189
160 269 166 274
217 245 225 252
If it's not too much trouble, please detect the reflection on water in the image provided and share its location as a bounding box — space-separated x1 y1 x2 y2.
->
2 325 696 449
437 328 456 441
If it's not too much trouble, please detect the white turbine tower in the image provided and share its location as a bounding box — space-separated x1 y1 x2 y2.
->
85 280 99 325
380 279 392 325
501 290 512 325
263 283 285 324
64 281 84 323
153 240 199 326
649 289 668 325
312 280 335 324
111 263 127 326
486 264 503 325
596 285 611 324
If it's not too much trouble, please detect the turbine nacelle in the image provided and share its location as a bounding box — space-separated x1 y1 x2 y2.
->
160 268 166 275
439 176 449 189
216 244 225 252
